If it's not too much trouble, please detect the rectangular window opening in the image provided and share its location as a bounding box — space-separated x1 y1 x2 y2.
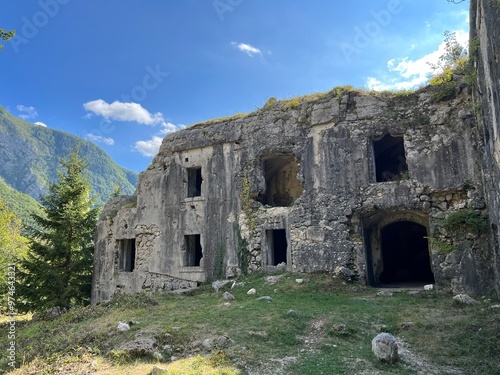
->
262 155 303 207
187 167 202 197
266 229 288 266
184 234 203 267
119 239 136 272
373 134 408 182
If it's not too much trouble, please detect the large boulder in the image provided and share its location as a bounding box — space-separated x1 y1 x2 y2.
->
372 332 398 363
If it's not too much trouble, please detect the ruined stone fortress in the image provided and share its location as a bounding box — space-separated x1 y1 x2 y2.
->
91 0 500 303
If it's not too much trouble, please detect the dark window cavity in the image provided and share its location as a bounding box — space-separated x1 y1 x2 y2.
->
187 167 202 197
119 239 136 272
262 155 303 207
373 134 408 182
184 234 203 267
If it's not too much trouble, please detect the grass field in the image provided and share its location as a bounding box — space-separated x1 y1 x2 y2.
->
1 272 499 374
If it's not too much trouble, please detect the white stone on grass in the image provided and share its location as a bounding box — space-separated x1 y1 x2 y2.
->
223 291 235 300
257 296 273 302
453 294 479 305
117 321 130 331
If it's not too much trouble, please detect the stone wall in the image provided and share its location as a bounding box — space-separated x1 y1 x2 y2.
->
471 0 500 297
92 83 497 303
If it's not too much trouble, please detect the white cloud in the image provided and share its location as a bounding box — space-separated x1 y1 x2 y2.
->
159 122 184 134
33 121 47 127
133 122 185 157
83 99 164 125
231 42 262 57
366 30 469 91
17 105 38 119
86 133 115 146
133 136 163 157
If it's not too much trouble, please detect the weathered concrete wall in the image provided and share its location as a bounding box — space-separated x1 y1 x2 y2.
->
92 84 495 303
471 0 500 297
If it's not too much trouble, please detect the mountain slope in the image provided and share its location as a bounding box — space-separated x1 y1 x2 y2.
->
0 177 42 228
0 105 138 205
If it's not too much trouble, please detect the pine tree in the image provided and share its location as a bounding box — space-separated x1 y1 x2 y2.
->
17 149 100 312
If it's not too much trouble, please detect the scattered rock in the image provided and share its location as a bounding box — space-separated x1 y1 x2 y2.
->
153 351 163 360
151 365 168 375
118 337 158 355
212 280 232 293
202 336 231 350
223 291 235 300
287 309 298 316
372 333 399 364
162 344 173 354
377 290 393 297
223 302 232 307
257 296 273 302
247 288 256 295
453 294 479 305
295 278 304 284
424 284 434 290
275 262 287 271
266 276 280 285
117 321 130 331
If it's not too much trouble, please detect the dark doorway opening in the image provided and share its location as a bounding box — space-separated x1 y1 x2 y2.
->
119 239 136 272
187 167 202 197
379 221 434 284
185 234 203 267
373 134 408 182
267 229 288 266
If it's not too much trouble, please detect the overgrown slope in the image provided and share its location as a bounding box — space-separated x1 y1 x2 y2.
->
0 105 138 206
0 177 41 228
2 273 499 375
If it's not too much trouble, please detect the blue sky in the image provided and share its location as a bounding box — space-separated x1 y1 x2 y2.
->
0 0 469 173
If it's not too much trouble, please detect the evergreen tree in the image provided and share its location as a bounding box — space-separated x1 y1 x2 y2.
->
0 198 28 312
17 150 100 312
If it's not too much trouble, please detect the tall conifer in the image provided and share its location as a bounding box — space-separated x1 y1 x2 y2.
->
17 149 99 312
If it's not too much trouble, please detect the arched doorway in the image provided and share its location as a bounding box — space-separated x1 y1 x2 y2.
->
363 210 435 287
379 221 434 284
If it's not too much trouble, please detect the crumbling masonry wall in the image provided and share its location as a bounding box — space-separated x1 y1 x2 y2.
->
471 0 500 297
91 82 497 303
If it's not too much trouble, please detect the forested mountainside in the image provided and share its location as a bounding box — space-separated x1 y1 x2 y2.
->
0 105 138 210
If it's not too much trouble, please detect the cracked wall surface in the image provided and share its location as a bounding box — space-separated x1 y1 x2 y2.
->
471 0 500 298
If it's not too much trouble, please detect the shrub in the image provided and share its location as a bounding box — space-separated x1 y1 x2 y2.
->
440 210 488 234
